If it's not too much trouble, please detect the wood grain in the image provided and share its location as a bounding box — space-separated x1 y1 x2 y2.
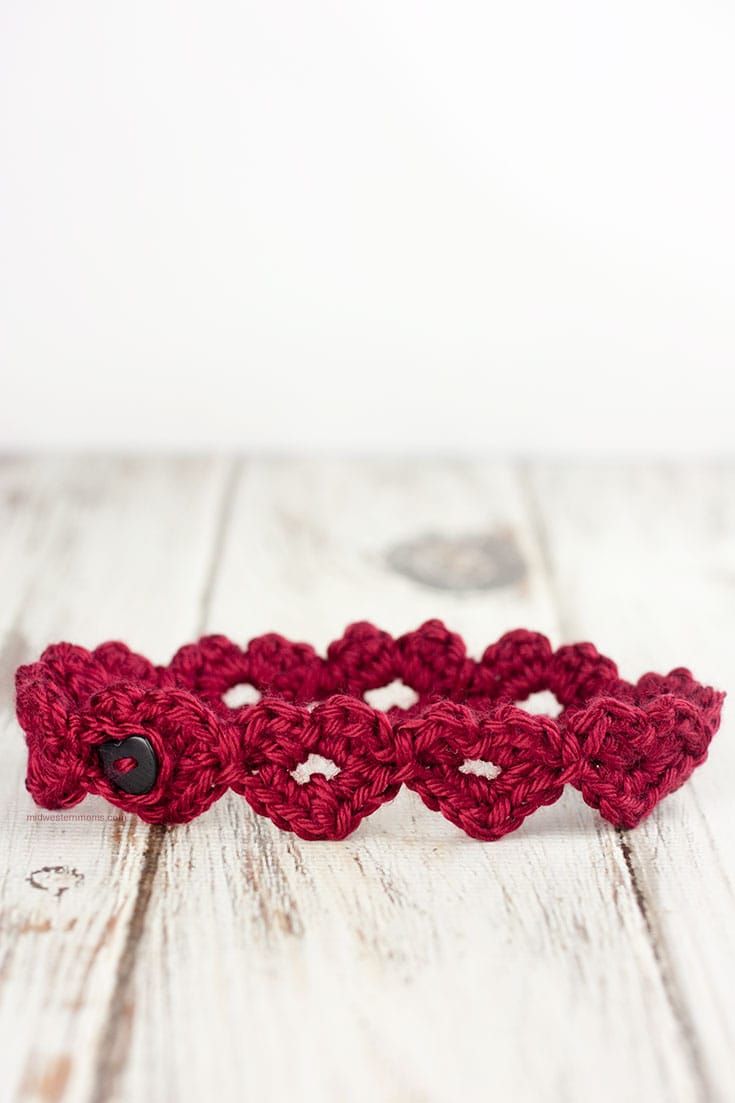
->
0 457 234 1103
0 458 732 1103
525 462 735 1101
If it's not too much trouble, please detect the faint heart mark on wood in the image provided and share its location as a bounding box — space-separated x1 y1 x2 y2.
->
387 530 526 591
27 866 85 898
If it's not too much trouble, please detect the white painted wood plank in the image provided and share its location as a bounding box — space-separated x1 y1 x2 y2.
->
113 459 701 1103
526 461 735 1101
0 457 233 1103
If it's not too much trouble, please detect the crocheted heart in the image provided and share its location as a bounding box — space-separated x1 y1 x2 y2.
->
568 694 714 828
18 672 88 810
230 696 400 840
23 641 162 708
398 701 568 840
79 682 231 823
169 633 325 706
17 643 168 812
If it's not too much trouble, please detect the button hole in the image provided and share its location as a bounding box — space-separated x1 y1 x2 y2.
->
112 756 137 774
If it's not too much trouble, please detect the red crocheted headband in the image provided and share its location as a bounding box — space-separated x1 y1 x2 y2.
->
15 621 724 841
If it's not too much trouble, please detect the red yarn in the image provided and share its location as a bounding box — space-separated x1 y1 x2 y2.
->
15 621 725 840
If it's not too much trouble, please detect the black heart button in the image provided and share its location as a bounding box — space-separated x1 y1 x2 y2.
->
98 735 158 795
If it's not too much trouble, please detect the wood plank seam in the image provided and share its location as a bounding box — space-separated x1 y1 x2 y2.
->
616 829 712 1103
85 458 242 1103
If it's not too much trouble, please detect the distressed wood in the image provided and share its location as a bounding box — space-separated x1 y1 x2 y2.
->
0 457 235 1103
525 462 735 1101
0 458 732 1103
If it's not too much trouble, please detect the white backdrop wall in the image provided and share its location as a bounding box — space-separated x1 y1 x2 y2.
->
1 1 734 453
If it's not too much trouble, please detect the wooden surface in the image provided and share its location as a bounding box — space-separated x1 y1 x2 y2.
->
0 458 733 1103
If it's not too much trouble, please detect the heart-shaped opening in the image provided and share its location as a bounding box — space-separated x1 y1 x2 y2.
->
521 690 562 717
364 679 419 711
291 753 341 785
223 682 261 708
459 759 501 780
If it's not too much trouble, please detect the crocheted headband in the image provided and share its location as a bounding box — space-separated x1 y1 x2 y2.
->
15 621 724 841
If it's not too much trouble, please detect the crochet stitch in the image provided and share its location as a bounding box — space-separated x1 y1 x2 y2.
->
15 621 725 840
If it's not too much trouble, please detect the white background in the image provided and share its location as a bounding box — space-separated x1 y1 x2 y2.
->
1 1 734 453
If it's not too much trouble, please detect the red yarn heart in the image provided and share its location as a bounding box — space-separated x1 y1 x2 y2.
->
568 694 713 828
230 696 400 840
169 632 325 706
397 700 568 840
19 674 87 811
79 682 231 823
